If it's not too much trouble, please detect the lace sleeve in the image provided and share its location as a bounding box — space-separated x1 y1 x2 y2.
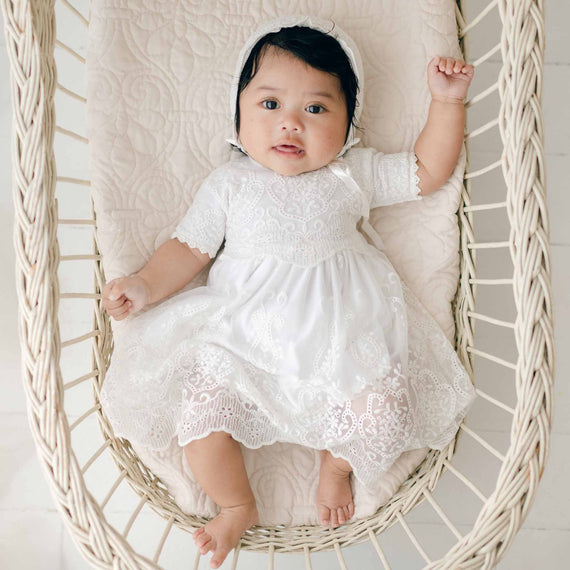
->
171 169 229 258
344 148 422 209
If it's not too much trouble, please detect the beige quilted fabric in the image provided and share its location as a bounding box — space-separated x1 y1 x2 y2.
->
87 0 464 525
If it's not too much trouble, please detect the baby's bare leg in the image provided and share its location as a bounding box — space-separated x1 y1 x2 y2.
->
184 431 259 569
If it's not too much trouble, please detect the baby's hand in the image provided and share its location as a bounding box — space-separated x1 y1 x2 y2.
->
102 274 150 321
427 56 474 103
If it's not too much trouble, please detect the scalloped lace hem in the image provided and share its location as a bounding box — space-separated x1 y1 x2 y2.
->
410 152 422 200
172 231 217 259
105 380 475 493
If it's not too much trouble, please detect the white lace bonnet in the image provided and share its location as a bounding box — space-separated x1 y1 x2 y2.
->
226 14 364 159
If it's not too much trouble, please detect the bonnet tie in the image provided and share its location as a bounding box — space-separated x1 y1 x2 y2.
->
328 160 387 253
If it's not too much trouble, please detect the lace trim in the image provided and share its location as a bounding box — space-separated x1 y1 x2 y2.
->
175 388 399 490
102 305 476 492
174 371 473 491
377 152 422 206
410 153 422 200
344 149 424 208
172 230 219 259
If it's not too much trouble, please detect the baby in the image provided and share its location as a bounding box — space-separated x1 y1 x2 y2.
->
100 16 475 570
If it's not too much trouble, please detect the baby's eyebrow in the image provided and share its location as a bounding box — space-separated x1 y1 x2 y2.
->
255 86 337 100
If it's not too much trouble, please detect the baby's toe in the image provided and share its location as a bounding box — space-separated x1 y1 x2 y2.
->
210 544 233 569
200 537 215 555
330 508 339 528
193 528 205 542
318 505 331 527
337 507 347 524
348 502 355 517
197 531 212 550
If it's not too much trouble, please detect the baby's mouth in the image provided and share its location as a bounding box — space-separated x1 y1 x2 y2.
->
273 144 305 155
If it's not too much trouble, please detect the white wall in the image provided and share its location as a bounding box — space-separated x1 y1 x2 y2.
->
1 1 568 569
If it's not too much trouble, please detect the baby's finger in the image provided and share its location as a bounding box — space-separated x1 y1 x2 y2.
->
103 279 120 301
104 294 127 311
101 283 114 301
445 58 455 74
107 278 130 302
103 294 126 312
112 301 132 321
108 281 123 302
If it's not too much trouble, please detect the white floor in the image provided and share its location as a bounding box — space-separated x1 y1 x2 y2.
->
1 2 569 569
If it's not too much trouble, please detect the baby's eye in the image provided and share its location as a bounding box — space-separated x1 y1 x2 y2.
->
262 100 279 110
306 104 325 114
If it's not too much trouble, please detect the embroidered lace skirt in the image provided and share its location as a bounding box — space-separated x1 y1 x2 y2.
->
100 249 477 490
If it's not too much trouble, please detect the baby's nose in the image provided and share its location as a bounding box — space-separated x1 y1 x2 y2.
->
280 111 304 132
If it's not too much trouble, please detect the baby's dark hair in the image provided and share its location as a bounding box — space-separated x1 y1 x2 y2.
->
235 25 360 144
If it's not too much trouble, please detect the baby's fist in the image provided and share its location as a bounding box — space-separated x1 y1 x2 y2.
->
428 56 474 103
102 275 149 321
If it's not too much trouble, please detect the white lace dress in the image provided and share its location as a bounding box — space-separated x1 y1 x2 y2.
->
100 148 477 489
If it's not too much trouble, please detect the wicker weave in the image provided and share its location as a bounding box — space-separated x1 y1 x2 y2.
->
1 0 554 568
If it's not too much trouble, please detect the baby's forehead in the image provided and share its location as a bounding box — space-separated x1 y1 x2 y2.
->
258 45 320 73
254 46 344 93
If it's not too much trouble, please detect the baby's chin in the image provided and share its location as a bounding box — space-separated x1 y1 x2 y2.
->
274 164 323 177
246 151 330 177
272 164 315 176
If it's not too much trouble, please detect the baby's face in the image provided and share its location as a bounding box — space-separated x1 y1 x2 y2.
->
238 46 349 176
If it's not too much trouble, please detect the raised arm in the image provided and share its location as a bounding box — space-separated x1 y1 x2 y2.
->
414 56 474 196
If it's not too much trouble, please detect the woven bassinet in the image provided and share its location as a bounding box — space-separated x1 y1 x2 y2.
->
2 0 554 568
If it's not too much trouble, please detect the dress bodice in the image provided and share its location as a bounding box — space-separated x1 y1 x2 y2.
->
221 158 373 266
172 148 422 267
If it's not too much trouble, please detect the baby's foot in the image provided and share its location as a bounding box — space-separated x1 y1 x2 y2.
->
193 501 259 569
316 450 355 528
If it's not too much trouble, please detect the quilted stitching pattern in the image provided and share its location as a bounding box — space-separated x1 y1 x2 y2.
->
87 0 464 525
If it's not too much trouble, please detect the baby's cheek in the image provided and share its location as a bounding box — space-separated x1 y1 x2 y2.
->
324 128 347 156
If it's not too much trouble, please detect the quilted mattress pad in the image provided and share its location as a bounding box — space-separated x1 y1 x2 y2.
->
87 0 465 525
